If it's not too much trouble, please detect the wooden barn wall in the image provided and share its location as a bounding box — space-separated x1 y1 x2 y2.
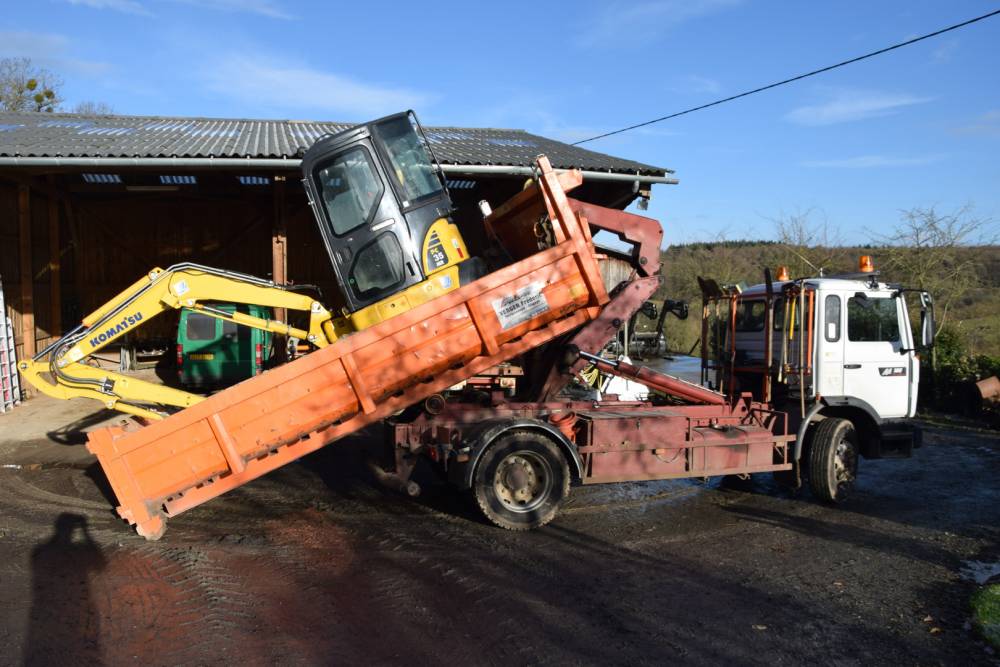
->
75 196 268 298
283 189 343 312
0 181 68 361
0 171 639 367
0 182 18 356
73 191 267 339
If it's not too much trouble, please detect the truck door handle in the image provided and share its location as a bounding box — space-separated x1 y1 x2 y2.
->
844 364 861 369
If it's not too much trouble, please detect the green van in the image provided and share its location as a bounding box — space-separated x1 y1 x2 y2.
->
177 304 272 387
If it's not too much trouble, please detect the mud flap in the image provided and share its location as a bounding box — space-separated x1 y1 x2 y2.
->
870 423 921 459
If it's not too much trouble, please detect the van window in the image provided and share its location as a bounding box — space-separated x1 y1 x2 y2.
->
772 297 799 331
735 300 766 332
186 313 217 341
221 318 238 339
824 295 841 342
847 296 899 342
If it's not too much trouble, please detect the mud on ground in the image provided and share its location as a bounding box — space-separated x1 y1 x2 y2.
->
0 403 997 665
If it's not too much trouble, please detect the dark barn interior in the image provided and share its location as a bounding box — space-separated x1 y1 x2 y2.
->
0 112 673 371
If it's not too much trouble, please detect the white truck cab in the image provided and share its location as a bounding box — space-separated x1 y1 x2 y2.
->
701 258 935 499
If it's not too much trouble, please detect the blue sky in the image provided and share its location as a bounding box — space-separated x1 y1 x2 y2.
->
2 0 998 244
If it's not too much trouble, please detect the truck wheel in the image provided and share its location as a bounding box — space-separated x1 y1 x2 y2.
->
473 430 570 531
808 418 859 503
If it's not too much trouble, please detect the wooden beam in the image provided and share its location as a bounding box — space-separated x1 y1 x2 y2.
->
2 173 67 202
17 185 35 360
47 176 61 336
61 194 85 298
272 177 287 323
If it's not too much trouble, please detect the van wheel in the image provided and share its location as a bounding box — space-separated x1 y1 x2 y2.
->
808 418 859 502
473 430 570 531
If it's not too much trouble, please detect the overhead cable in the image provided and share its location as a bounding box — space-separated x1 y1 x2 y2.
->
572 8 1000 145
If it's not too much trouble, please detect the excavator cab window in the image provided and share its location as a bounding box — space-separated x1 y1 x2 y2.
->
372 114 443 208
317 147 383 236
350 232 405 297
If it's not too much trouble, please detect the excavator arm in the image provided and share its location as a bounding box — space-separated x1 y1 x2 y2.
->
19 263 342 420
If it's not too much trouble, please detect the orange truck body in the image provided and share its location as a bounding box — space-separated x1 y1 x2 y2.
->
86 159 611 539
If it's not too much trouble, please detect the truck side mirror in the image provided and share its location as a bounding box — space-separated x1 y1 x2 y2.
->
919 291 935 348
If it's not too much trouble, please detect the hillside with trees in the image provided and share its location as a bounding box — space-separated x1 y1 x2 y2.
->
650 206 997 359
656 240 1000 357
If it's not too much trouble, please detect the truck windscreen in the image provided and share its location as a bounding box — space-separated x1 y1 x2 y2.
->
847 296 900 342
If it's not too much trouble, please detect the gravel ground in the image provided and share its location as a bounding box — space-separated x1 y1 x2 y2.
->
0 399 997 666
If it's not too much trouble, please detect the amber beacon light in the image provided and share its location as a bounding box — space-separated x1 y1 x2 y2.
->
859 255 874 273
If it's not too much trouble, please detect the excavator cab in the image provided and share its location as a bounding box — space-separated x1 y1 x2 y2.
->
301 111 482 330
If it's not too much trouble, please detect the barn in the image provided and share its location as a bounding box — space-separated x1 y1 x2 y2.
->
0 110 673 380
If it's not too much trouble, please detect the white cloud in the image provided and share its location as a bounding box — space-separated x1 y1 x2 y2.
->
932 39 958 63
0 30 112 76
578 0 742 47
669 74 721 95
802 155 942 168
631 125 682 138
65 0 152 16
167 0 293 20
64 0 293 19
0 30 70 55
465 89 682 146
785 89 933 126
202 55 432 119
465 95 621 144
951 110 1000 138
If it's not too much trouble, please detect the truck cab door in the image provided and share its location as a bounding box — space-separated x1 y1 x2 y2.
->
841 292 909 419
816 293 844 397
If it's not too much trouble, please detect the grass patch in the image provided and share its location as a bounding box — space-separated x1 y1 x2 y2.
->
972 583 1000 648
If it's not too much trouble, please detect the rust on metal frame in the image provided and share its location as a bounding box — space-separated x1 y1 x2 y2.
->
537 275 661 400
395 397 792 488
566 201 663 277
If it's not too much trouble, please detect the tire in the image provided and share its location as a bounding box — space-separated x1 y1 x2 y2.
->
473 430 570 531
808 418 859 503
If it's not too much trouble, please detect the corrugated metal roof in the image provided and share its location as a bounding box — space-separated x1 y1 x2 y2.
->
0 112 670 176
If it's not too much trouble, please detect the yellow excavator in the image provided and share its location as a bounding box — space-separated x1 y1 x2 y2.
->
20 111 483 420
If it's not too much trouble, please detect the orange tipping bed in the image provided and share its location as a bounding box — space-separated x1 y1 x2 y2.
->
86 157 611 539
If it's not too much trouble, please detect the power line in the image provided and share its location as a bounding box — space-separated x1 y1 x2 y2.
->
572 8 1000 145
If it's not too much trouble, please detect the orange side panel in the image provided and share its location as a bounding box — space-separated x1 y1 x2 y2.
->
86 157 611 539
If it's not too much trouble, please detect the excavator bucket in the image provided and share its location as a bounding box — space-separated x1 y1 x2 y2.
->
85 156 611 539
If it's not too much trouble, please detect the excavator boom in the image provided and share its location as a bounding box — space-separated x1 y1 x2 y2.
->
20 264 339 420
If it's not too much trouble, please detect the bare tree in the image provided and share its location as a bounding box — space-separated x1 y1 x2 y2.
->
876 205 994 330
0 57 62 112
72 101 114 115
769 208 847 278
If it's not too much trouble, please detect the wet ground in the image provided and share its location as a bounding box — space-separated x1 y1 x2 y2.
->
0 397 998 665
